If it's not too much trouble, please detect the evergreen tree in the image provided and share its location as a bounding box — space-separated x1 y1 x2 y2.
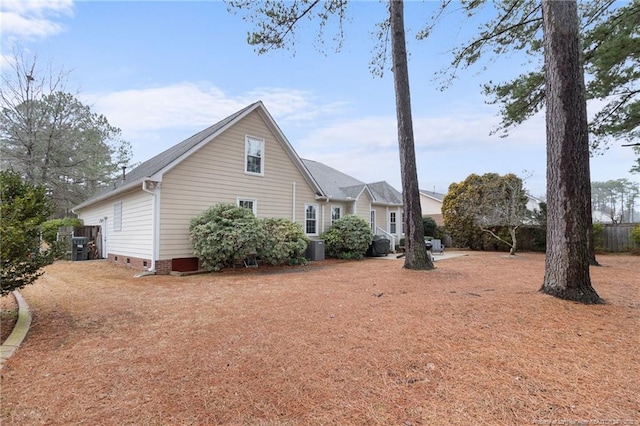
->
1 170 54 296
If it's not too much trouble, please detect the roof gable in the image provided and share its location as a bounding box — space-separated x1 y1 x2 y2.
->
75 102 323 210
302 159 402 206
368 181 403 205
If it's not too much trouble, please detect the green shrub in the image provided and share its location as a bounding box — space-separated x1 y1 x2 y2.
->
422 216 437 238
41 217 83 245
592 222 605 251
190 203 265 271
1 170 54 296
321 215 373 260
259 218 309 265
631 224 640 245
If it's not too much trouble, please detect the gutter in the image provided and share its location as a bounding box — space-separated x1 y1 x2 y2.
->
73 178 144 211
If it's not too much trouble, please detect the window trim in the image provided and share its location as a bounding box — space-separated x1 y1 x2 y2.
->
305 203 319 236
113 201 122 232
330 205 342 224
236 197 257 215
389 211 397 234
370 210 376 232
244 135 265 176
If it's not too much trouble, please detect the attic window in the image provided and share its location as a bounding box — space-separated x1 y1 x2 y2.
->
245 136 264 175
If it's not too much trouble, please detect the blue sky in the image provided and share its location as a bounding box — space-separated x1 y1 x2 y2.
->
1 0 636 198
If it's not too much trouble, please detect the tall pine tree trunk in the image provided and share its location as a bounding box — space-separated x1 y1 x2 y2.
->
540 0 602 304
389 0 433 270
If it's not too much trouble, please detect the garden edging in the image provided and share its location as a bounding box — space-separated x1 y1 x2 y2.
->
0 291 32 370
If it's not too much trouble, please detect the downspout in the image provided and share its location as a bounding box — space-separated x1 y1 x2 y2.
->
142 179 160 273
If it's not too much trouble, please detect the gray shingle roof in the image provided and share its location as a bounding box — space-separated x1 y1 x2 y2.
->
369 181 403 204
74 102 261 210
419 189 445 202
302 159 402 205
301 159 364 200
74 101 402 211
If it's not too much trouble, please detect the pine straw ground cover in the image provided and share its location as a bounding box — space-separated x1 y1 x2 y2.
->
0 252 638 426
0 294 18 344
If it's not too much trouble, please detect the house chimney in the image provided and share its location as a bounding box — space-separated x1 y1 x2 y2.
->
122 165 126 181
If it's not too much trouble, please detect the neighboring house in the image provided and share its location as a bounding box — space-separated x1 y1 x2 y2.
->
419 189 446 226
525 194 543 213
73 101 403 273
524 194 544 225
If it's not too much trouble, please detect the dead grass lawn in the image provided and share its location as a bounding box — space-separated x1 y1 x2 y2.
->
1 252 638 425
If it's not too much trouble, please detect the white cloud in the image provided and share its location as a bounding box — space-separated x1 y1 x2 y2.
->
84 81 633 199
0 0 73 40
86 83 349 135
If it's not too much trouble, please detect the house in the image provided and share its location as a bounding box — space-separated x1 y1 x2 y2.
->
302 159 404 247
73 101 403 273
419 189 446 226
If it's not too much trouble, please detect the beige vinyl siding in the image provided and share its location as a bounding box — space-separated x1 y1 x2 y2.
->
77 188 153 259
420 194 444 226
77 201 111 227
158 110 319 259
354 191 372 222
420 194 443 216
318 202 348 234
371 205 387 233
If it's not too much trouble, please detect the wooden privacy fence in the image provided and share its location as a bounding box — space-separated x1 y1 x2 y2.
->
57 225 102 259
601 223 639 252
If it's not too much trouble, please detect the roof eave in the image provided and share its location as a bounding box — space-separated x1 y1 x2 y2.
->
73 178 149 211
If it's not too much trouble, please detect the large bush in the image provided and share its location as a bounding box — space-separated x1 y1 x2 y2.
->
260 218 309 265
190 203 265 271
592 222 605 252
321 215 373 260
41 217 83 245
631 224 640 246
422 216 438 238
1 171 54 296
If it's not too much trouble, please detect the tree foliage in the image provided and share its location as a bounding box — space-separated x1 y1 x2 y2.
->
420 0 639 153
442 176 484 249
591 179 639 223
321 214 373 260
422 216 438 238
632 146 640 174
631 223 640 245
442 172 528 254
0 51 134 215
41 217 84 245
1 170 54 297
226 0 433 270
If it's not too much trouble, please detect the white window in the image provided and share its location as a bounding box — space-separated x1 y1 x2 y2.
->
370 210 376 232
245 136 264 175
305 204 318 235
113 201 122 232
331 206 342 224
389 211 397 234
237 197 257 215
